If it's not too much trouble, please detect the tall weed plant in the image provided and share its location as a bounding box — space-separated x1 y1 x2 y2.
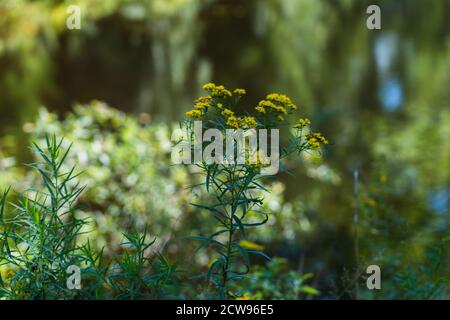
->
180 84 327 298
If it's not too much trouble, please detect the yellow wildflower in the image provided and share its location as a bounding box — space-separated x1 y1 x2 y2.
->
242 116 257 128
185 109 203 119
256 100 287 115
257 100 277 110
255 106 266 113
295 118 311 128
307 138 320 149
233 88 246 95
266 93 297 110
216 103 223 109
196 96 211 103
306 132 328 149
214 87 232 98
313 132 328 144
202 82 216 90
204 83 232 98
226 116 240 129
194 101 209 110
275 105 288 114
266 93 292 104
203 82 232 97
221 108 234 118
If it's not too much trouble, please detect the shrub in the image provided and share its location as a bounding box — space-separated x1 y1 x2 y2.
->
0 136 179 300
28 102 195 255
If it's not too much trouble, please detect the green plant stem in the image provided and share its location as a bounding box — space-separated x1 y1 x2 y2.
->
221 169 235 298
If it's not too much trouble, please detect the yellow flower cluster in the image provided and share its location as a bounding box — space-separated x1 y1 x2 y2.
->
295 118 311 127
255 105 266 114
226 116 240 129
186 85 299 131
194 96 211 110
203 82 232 98
233 88 246 95
255 93 296 119
266 93 297 110
186 95 212 118
220 107 257 129
242 116 257 128
255 100 287 115
221 108 234 117
202 82 216 90
306 132 328 149
185 109 203 119
222 110 257 129
220 107 241 129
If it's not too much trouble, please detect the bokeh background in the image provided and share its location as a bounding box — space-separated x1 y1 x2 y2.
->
0 0 449 299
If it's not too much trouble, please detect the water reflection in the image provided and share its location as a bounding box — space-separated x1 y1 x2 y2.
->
380 76 403 111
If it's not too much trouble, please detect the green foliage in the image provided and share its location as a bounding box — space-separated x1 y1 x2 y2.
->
232 258 319 300
29 102 194 254
0 133 315 300
392 239 449 300
356 167 449 300
108 228 180 299
0 136 89 299
1 0 449 301
4 102 318 291
0 136 179 300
